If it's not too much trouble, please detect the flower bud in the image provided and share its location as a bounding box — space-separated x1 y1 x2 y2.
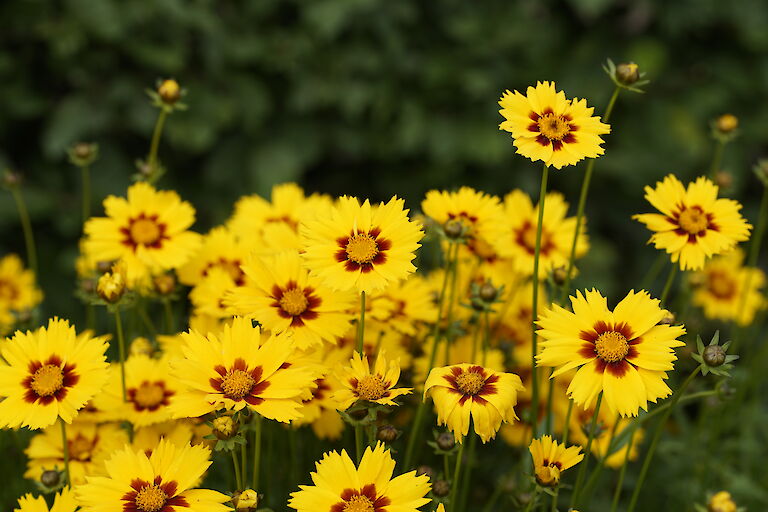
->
97 266 126 304
443 219 464 240
80 278 96 294
40 469 61 488
708 490 737 512
658 310 675 325
552 266 568 286
714 171 733 190
478 283 498 303
715 114 738 135
416 465 435 480
534 465 560 487
436 432 455 451
158 79 181 105
1 169 22 189
68 142 98 167
130 337 154 357
616 62 640 85
154 273 176 296
703 344 726 367
96 260 114 274
212 416 238 440
432 480 450 497
376 425 399 443
234 489 259 509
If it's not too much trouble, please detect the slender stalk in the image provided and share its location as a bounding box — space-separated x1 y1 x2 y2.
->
570 393 602 508
10 187 38 277
355 423 364 464
640 253 666 291
251 414 262 491
163 299 175 334
403 243 457 469
530 163 550 440
580 414 621 504
559 86 621 302
561 399 574 444
136 302 158 338
240 440 247 489
443 247 461 364
610 428 636 512
659 264 678 306
481 486 503 512
444 452 451 480
457 432 477 511
626 366 701 512
147 109 169 172
81 165 91 225
544 373 555 434
114 308 127 402
357 291 366 353
709 139 725 179
448 439 466 512
231 450 243 491
60 419 71 486
523 487 541 512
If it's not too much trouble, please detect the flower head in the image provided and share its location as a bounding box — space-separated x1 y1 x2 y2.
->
633 175 751 270
177 226 249 287
498 81 610 169
96 260 127 303
0 254 42 323
708 491 737 512
333 351 411 411
421 187 507 249
536 289 686 416
424 364 525 443
15 487 78 512
529 435 583 487
0 318 110 429
288 442 431 512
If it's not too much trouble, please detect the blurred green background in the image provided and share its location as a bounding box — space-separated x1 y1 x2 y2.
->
1 0 768 509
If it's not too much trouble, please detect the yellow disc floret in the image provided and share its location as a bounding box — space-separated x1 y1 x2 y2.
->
346 234 378 264
31 364 64 397
133 383 166 409
130 218 162 245
537 113 571 141
344 495 375 512
356 375 386 401
455 371 485 395
279 288 309 316
678 208 709 234
221 369 255 399
135 484 168 512
595 331 629 363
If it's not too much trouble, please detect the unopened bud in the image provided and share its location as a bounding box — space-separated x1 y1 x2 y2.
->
443 219 464 240
708 490 737 512
432 480 450 497
1 169 22 189
376 425 399 443
658 310 676 325
96 260 113 274
212 416 238 440
41 469 60 488
154 273 176 296
97 270 126 304
552 266 568 287
714 171 733 190
753 159 768 187
535 465 560 488
478 283 498 303
416 465 435 480
616 62 640 85
715 114 738 134
158 79 181 105
703 344 726 367
68 142 98 167
436 432 455 451
80 278 96 294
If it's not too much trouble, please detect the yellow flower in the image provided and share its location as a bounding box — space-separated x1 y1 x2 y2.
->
633 175 751 270
157 79 181 104
96 260 127 303
421 187 507 249
333 351 412 411
226 250 354 349
708 491 737 512
132 420 199 456
170 317 318 422
288 442 431 512
529 435 584 487
411 335 506 389
189 267 238 319
0 318 110 429
0 253 42 315
301 196 423 294
75 439 230 512
691 248 765 326
498 189 588 276
364 274 438 336
15 487 78 512
424 364 525 443
177 226 249 287
25 421 128 485
236 489 259 509
83 182 202 285
293 348 347 440
498 81 611 169
536 289 686 417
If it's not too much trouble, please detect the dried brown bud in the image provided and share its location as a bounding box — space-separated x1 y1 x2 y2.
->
376 425 399 443
416 465 435 480
552 266 568 286
69 142 98 167
478 283 498 303
436 432 455 451
41 469 60 488
713 171 733 190
432 480 451 497
1 169 22 188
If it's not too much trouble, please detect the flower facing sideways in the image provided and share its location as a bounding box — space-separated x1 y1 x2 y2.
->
332 351 412 411
529 435 583 487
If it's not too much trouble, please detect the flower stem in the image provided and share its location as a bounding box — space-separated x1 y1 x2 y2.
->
163 299 175 334
231 449 243 491
251 414 262 491
10 186 38 278
570 393 602 508
549 400 574 512
114 308 127 402
448 438 466 512
610 428 636 512
580 413 621 504
559 86 621 302
626 366 701 512
60 419 71 486
530 163 550 440
81 165 91 226
709 139 725 179
659 263 678 306
523 486 541 512
357 291 366 354
148 109 168 174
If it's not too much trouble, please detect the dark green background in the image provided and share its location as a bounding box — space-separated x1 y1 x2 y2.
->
1 0 768 509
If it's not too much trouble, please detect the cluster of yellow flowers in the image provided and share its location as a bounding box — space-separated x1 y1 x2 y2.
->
1 77 756 512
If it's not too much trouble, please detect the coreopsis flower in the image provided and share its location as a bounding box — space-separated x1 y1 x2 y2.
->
690 249 766 326
177 226 249 286
15 487 78 512
170 317 317 422
226 250 354 349
189 267 238 320
411 336 506 388
288 442 430 512
0 253 42 315
708 491 737 512
96 260 127 303
536 289 687 417
364 274 438 336
301 196 424 293
83 182 202 285
498 81 611 169
25 422 128 485
498 189 588 276
421 187 507 247
132 420 198 456
633 175 751 270
333 351 412 410
293 348 346 440
335 324 413 370
228 182 333 251
0 318 110 429
424 364 525 443
529 435 584 487
75 439 230 512
96 355 179 427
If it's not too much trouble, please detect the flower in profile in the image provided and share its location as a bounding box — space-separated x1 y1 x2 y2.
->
0 253 42 320
424 364 525 443
690 249 765 326
15 487 78 512
96 260 127 303
0 318 110 429
537 289 686 417
226 250 354 349
498 189 588 276
170 317 317 422
498 81 611 169
333 351 412 411
83 182 201 285
529 435 584 487
288 442 430 512
301 196 423 293
633 175 751 270
75 439 230 512
421 187 507 248
708 491 737 512
177 226 250 287
25 422 129 485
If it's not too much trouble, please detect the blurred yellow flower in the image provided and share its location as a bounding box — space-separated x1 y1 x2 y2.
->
529 435 583 487
14 487 78 512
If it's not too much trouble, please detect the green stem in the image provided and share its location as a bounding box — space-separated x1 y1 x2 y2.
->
570 393 602 508
163 299 175 334
640 253 667 291
481 486 503 512
357 291 366 354
85 304 95 332
610 428 636 512
457 433 477 511
10 187 38 278
559 86 621 302
137 302 158 338
626 366 701 512
114 308 127 402
448 439 466 512
530 163 550 440
81 165 91 226
709 139 725 179
231 449 243 491
241 438 247 489
523 487 541 512
659 264 678 306
561 399 574 444
580 414 621 504
60 419 71 486
251 414 262 491
148 109 169 172
355 424 364 464
444 452 451 480
544 372 555 435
